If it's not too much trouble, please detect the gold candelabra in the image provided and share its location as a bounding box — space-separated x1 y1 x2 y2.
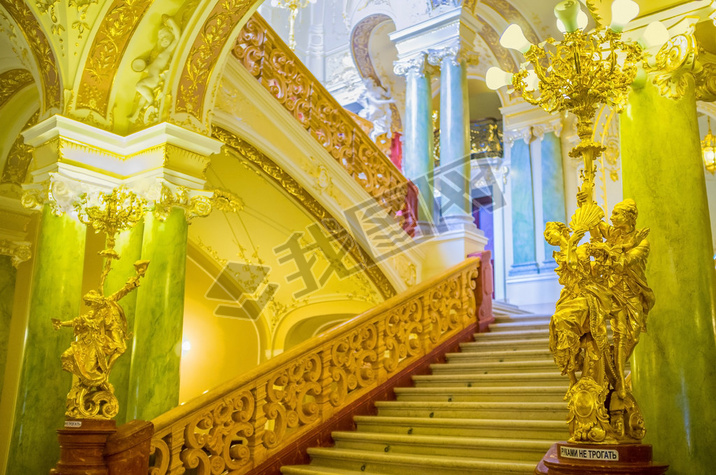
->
52 187 149 419
270 0 316 50
488 0 669 444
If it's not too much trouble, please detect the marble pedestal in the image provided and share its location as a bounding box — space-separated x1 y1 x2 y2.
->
50 419 116 475
535 442 669 474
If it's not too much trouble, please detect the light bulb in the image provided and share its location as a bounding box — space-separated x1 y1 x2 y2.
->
556 19 567 33
610 0 640 32
500 24 532 53
554 0 581 33
640 21 669 50
486 67 513 90
524 70 539 92
577 10 588 30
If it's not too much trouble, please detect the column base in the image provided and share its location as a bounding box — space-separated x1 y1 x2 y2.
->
417 227 488 280
536 442 669 474
439 213 479 233
50 419 117 475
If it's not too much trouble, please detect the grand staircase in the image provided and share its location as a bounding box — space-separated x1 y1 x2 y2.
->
281 303 568 475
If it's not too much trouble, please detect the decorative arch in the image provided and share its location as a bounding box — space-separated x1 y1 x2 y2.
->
0 0 61 114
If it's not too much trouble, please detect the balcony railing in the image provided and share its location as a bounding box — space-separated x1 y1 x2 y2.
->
230 14 411 226
147 257 487 474
434 118 504 163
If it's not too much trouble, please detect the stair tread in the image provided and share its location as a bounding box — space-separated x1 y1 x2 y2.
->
475 329 549 337
332 431 556 448
374 401 564 409
282 466 375 475
413 371 566 380
461 337 550 346
447 348 552 357
395 385 566 393
434 360 554 369
353 415 565 428
307 447 538 470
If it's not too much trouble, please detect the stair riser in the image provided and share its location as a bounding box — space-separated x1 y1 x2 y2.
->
493 315 552 324
488 323 550 332
474 331 549 341
446 352 553 363
395 391 566 403
355 422 568 440
432 364 557 374
306 456 534 475
376 407 567 421
412 379 567 388
333 439 549 462
460 340 550 352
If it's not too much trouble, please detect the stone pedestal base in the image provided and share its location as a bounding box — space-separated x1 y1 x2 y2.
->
50 419 116 475
416 227 488 280
535 442 668 474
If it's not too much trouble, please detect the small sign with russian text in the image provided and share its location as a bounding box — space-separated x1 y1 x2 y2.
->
560 446 619 461
64 421 82 428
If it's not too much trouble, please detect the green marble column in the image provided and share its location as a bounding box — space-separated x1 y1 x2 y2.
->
105 222 144 425
126 207 188 421
0 256 16 386
438 55 471 225
510 139 538 274
621 79 716 474
540 132 567 263
7 206 86 474
402 57 435 224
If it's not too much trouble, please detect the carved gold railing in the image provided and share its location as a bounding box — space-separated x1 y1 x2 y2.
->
148 258 481 474
231 14 410 223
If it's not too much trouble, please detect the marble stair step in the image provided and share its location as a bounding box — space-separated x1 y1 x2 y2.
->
488 321 551 332
331 431 553 462
353 415 568 440
281 466 373 475
394 385 567 403
492 301 532 315
493 313 552 324
474 328 550 340
432 360 556 374
460 337 550 352
304 447 536 475
374 400 566 420
412 372 568 388
446 348 553 363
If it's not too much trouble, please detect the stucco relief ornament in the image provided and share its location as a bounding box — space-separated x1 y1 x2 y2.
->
52 187 149 419
129 15 181 125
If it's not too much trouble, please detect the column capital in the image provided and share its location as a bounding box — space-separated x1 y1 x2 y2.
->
19 115 223 220
427 43 480 68
394 54 429 77
504 127 533 147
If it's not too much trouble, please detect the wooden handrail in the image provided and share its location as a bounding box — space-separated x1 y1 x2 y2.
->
147 257 483 474
230 13 414 228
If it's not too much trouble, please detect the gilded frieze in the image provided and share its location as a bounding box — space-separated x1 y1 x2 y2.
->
1 110 39 186
475 16 517 73
0 68 33 109
174 0 256 121
213 126 396 300
76 0 152 116
0 0 61 112
482 0 541 45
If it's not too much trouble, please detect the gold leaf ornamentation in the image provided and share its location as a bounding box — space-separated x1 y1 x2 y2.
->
650 34 698 101
231 15 408 222
0 68 34 109
175 0 255 120
1 109 39 186
76 0 152 116
0 0 61 111
0 239 32 267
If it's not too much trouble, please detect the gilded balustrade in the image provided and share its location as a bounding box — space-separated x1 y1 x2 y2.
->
231 14 409 222
148 258 481 474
